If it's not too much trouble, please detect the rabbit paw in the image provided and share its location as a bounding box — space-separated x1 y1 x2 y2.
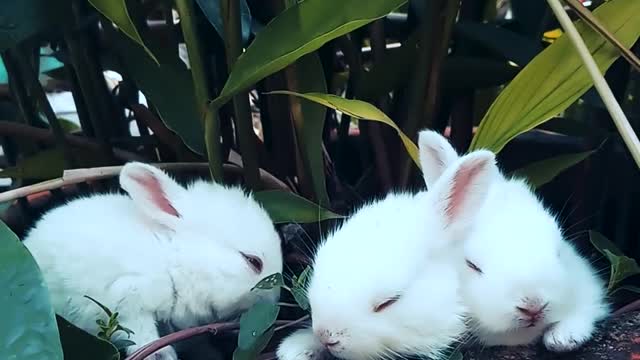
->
276 329 326 360
543 319 594 352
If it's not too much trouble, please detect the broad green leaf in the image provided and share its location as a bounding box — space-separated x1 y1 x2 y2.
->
589 230 640 292
0 220 63 360
211 0 407 108
195 0 252 45
291 266 311 311
237 302 279 350
0 0 69 52
469 0 640 153
252 273 284 291
455 22 542 66
267 91 420 167
110 30 205 154
509 149 596 188
56 316 120 360
232 327 274 360
291 53 330 207
88 0 158 64
0 148 106 180
253 190 342 224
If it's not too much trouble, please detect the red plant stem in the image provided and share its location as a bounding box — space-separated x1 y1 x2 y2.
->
124 318 306 360
613 298 640 316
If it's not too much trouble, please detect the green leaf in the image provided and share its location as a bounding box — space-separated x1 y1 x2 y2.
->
589 230 640 292
266 91 420 167
0 148 64 179
84 295 114 317
195 0 253 45
0 220 63 360
291 53 330 207
232 327 274 360
469 0 640 153
252 273 284 291
291 266 311 311
455 22 542 66
211 0 407 108
611 285 640 296
0 0 70 52
509 149 596 188
110 30 205 154
253 190 342 224
56 316 120 360
237 302 280 350
0 147 107 180
88 0 158 64
58 118 82 133
603 249 640 292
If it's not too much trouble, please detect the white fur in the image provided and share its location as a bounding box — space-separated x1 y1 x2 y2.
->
23 162 283 358
278 151 498 360
418 129 610 352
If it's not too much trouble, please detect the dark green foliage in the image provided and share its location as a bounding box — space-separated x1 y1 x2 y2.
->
0 0 639 359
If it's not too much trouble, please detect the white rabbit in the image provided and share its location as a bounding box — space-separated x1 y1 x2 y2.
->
23 162 283 359
417 130 609 352
277 150 499 360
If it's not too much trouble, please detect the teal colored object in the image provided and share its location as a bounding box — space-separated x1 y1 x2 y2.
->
0 47 64 84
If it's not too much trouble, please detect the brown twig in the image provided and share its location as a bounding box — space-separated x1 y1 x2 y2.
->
563 0 640 73
0 120 144 161
274 315 310 332
0 162 290 203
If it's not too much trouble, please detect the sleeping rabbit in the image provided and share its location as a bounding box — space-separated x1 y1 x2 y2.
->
277 150 499 359
417 129 609 352
23 162 283 359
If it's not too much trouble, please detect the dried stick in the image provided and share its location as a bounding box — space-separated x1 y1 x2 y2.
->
0 163 290 203
546 0 640 168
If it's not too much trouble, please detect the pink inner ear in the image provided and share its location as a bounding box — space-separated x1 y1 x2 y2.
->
130 172 180 217
444 158 486 223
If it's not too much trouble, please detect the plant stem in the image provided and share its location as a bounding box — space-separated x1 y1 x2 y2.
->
546 0 640 168
174 0 212 109
221 0 261 190
174 0 224 182
400 0 460 185
18 46 76 167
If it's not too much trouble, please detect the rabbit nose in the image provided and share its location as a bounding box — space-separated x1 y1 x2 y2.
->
516 302 549 318
315 329 340 348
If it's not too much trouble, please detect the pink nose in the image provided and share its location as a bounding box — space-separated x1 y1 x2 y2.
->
516 302 548 320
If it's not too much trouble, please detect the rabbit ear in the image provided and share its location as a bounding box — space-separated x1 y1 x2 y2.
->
429 150 497 237
418 129 459 189
119 162 185 228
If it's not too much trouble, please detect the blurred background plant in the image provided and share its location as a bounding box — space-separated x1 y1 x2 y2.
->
1 0 640 359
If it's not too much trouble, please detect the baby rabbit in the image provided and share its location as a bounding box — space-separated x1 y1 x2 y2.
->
277 150 499 360
418 130 609 352
23 162 283 359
